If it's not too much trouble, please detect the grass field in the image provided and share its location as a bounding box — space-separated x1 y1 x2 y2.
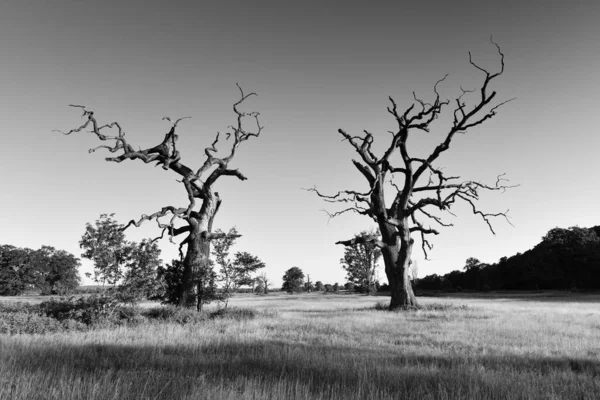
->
1 292 600 399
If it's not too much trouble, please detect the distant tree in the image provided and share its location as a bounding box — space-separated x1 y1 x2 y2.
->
333 282 340 292
304 274 314 292
255 272 270 294
212 228 265 307
0 245 81 296
32 246 81 295
324 284 333 292
120 239 163 302
0 245 34 295
311 40 515 309
80 214 133 288
344 282 355 291
340 230 382 294
464 257 483 271
315 281 324 292
282 267 304 293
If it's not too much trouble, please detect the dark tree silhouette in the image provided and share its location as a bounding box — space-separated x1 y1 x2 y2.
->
282 267 304 293
56 85 263 310
311 40 516 309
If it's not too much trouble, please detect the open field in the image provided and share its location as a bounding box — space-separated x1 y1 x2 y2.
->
1 292 600 399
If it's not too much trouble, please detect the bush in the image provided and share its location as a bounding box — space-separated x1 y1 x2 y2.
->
143 305 208 324
39 295 121 325
39 295 145 327
0 311 64 334
210 307 256 321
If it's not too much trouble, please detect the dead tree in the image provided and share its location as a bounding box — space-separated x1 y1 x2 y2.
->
310 40 516 309
56 85 263 311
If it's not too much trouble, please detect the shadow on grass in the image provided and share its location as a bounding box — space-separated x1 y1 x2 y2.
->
5 335 600 399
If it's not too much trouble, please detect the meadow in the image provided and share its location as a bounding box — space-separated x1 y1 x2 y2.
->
1 292 600 400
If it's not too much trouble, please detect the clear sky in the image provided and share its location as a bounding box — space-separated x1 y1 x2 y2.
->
1 0 599 287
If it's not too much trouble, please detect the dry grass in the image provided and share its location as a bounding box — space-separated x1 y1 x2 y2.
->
1 292 600 399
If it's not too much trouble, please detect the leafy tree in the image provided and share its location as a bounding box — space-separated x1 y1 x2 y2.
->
32 246 81 295
80 214 132 288
311 40 514 309
57 87 262 310
332 282 340 292
0 245 33 295
315 281 324 292
340 230 382 294
344 282 355 291
463 257 483 271
282 267 304 293
121 239 163 302
212 228 266 306
0 245 81 296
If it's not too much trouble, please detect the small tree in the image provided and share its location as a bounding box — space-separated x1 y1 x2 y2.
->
80 214 132 288
212 229 266 307
315 281 324 292
255 272 270 294
120 239 163 302
333 282 340 292
340 229 382 294
304 274 313 292
282 267 304 293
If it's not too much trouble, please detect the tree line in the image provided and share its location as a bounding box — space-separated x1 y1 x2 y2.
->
417 226 600 292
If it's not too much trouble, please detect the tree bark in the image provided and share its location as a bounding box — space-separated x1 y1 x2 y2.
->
380 221 418 309
179 219 211 309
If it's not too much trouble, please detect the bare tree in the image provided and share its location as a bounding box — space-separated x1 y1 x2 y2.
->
56 85 263 311
256 272 270 294
310 40 516 309
305 274 313 292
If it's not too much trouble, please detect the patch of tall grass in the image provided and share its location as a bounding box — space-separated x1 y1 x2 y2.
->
1 293 599 399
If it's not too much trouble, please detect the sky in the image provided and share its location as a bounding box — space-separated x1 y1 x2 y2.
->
1 0 599 287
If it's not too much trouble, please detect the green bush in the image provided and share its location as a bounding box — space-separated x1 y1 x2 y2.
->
39 295 145 327
143 305 208 324
0 311 64 334
210 307 256 321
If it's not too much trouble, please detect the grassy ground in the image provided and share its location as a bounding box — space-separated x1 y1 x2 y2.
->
1 292 599 399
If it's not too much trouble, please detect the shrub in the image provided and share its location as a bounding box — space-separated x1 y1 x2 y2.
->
210 307 256 321
39 295 145 327
40 295 121 325
143 305 208 324
0 311 64 335
0 301 39 314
